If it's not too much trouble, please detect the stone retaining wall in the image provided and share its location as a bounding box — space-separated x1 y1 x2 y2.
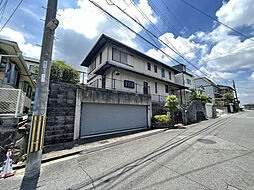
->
44 82 79 145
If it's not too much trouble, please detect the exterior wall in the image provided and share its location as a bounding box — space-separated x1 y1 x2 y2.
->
194 78 216 103
45 82 152 145
107 44 176 83
175 73 194 104
87 45 108 81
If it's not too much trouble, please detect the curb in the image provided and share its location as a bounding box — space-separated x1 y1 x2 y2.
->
12 129 166 170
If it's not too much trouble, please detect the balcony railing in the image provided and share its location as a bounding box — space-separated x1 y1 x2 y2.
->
0 88 31 117
151 94 168 103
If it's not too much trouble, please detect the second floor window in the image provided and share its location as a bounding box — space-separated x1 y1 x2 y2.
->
112 48 127 64
99 52 102 64
187 79 191 85
165 85 168 93
161 68 165 78
89 59 96 73
124 80 135 89
154 65 157 73
147 63 151 71
169 71 172 80
155 82 157 93
4 63 20 87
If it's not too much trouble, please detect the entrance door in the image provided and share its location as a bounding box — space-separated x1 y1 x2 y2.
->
143 82 148 94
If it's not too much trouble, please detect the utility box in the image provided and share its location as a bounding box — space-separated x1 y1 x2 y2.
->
205 103 214 119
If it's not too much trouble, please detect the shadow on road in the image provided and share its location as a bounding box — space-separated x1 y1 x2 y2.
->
20 171 40 190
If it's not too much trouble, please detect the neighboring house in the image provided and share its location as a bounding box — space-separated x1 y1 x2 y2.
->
243 103 254 110
24 56 39 82
0 39 35 117
173 64 194 105
194 77 219 103
217 85 235 98
81 34 187 105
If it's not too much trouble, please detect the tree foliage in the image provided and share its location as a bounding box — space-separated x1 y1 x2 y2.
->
223 93 234 103
189 88 212 105
33 60 80 84
164 95 180 120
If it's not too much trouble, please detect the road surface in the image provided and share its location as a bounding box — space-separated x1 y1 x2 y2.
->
1 110 254 190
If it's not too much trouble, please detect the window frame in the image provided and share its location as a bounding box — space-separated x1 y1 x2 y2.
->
161 68 165 78
147 63 151 71
155 82 157 94
169 71 172 80
154 65 157 73
165 85 168 93
124 80 135 89
187 78 191 85
112 48 128 64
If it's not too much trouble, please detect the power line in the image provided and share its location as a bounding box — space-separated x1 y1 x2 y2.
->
179 0 254 42
0 0 23 32
104 0 219 83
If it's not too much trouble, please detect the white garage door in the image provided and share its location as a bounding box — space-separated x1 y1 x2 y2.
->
80 103 148 137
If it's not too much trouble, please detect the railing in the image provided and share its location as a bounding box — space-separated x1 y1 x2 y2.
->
0 88 31 117
151 94 168 103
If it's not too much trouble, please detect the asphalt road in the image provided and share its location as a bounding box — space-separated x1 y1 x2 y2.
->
1 111 254 190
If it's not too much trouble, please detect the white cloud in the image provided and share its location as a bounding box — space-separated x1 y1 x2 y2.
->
57 0 156 40
53 0 157 68
145 32 208 64
248 72 254 80
216 0 254 28
0 27 41 59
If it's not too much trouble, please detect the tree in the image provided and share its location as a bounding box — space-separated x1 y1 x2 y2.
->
189 88 200 101
223 93 233 104
33 60 80 84
189 88 211 105
200 94 212 105
164 95 180 121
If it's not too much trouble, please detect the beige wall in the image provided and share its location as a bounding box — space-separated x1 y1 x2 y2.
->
87 44 184 100
107 44 176 83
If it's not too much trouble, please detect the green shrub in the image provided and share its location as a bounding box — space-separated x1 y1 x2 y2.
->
152 115 172 125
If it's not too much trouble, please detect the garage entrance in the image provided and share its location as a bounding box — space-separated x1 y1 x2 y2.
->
80 103 148 137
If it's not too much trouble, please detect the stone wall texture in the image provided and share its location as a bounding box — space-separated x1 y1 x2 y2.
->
45 82 79 145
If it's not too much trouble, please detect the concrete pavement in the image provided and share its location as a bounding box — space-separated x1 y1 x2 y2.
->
1 111 254 190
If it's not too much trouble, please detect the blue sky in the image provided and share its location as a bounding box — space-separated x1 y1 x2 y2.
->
0 0 253 104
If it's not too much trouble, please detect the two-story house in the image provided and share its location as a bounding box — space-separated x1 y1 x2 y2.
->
0 39 35 117
173 64 194 105
24 56 39 82
81 35 187 108
217 85 235 98
194 77 219 103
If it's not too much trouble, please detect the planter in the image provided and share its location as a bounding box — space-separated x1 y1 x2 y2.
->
152 122 175 129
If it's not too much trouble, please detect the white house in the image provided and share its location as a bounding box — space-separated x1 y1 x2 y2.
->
194 77 219 103
81 34 188 105
173 64 194 105
0 39 35 116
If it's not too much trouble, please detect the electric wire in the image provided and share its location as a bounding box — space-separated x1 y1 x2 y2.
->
104 0 219 83
0 0 23 32
178 0 254 42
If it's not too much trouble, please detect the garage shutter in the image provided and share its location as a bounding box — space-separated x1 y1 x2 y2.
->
80 103 148 137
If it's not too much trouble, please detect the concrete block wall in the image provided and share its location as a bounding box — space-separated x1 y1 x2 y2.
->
44 82 79 145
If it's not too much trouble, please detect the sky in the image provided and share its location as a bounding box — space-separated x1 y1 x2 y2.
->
0 0 253 105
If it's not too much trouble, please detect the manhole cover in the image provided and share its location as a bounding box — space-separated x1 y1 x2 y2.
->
197 139 216 144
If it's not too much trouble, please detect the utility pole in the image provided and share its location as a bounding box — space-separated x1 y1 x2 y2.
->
233 80 238 101
25 0 58 178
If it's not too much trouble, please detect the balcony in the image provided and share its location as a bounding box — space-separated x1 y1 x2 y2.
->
0 88 31 117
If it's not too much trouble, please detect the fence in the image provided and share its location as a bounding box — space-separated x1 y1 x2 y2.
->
151 94 168 103
0 88 31 117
